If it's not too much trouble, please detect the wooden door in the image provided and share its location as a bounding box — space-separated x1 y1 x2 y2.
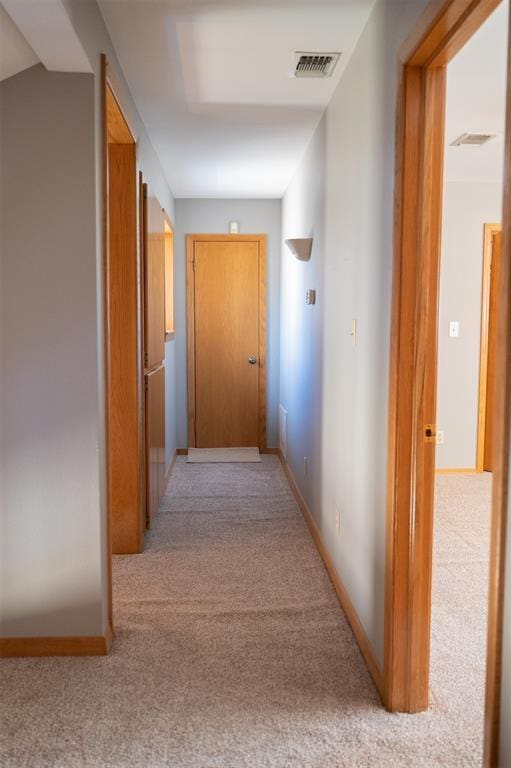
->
187 235 266 449
484 230 502 472
145 195 165 370
145 365 165 525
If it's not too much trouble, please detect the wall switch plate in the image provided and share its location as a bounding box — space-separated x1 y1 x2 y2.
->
449 321 460 338
303 457 308 476
229 221 239 234
305 289 316 306
436 430 445 445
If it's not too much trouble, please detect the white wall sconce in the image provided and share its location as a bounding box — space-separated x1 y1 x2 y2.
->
285 238 313 261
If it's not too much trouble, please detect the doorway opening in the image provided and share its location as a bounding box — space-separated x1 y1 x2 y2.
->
384 1 510 765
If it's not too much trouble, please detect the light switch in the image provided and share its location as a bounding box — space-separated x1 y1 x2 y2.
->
229 221 239 234
306 289 316 305
449 321 460 338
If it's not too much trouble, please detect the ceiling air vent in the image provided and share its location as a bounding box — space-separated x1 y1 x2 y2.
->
292 51 341 78
450 133 496 147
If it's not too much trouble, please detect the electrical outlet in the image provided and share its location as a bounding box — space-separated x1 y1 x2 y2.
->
436 430 445 446
336 508 341 535
303 457 308 476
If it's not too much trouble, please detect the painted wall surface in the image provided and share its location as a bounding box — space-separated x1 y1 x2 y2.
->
174 198 282 448
280 0 428 667
436 181 502 469
0 67 103 636
0 0 176 638
501 471 511 766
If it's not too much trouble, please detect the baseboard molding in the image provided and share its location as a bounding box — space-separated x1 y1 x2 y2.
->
165 451 178 483
436 468 480 475
261 448 279 455
0 624 114 658
278 451 385 700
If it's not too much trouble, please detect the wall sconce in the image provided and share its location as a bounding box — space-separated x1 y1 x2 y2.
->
285 238 313 262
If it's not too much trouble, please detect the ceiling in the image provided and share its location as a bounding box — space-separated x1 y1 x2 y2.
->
98 0 375 198
444 0 508 184
0 4 38 82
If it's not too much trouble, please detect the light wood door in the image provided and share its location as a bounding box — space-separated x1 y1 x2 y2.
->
187 236 266 449
145 365 165 525
145 195 165 370
484 231 502 472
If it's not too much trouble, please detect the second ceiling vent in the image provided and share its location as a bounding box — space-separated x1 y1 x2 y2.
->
292 51 341 78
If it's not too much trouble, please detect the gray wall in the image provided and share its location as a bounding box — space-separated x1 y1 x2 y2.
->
501 469 511 765
436 181 503 469
174 198 282 448
280 0 428 667
0 0 176 638
0 67 103 636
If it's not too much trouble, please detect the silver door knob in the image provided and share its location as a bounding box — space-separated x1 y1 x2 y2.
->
248 356 257 365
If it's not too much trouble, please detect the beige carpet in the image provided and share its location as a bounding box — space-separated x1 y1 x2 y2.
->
0 459 491 767
187 447 261 463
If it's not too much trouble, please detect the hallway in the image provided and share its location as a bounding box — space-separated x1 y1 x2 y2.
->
0 457 488 768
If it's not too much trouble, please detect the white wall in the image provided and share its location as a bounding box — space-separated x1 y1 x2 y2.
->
174 198 282 449
436 181 503 469
501 472 511 765
280 0 428 667
0 67 104 636
0 0 176 638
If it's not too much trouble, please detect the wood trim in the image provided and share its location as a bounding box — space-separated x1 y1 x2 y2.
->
401 0 502 66
278 452 385 700
176 448 188 456
185 234 267 451
101 54 113 632
436 467 479 474
101 55 144 560
385 62 446 714
385 10 509 766
483 19 511 763
0 625 114 658
186 236 196 448
478 224 502 473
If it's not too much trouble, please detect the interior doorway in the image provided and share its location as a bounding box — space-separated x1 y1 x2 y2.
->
384 2 510 765
186 234 267 451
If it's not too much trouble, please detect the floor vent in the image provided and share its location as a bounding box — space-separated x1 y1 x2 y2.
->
292 52 341 78
450 133 496 147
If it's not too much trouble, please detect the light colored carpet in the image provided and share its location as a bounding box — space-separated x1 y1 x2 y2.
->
0 459 491 767
187 447 261 463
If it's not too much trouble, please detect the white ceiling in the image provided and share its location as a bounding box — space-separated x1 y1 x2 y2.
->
444 0 508 184
0 4 38 82
98 0 375 198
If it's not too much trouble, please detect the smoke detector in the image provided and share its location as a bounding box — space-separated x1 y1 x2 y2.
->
450 133 496 147
292 51 341 78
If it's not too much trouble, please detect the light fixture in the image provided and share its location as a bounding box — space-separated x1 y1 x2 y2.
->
285 238 313 262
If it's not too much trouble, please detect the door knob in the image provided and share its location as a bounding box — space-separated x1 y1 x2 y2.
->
248 356 257 365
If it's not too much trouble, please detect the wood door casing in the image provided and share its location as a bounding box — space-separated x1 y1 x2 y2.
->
187 235 267 450
145 365 165 526
484 230 502 471
145 196 165 370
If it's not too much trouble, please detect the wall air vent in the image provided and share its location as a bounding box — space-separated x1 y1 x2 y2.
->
450 133 496 147
292 51 341 78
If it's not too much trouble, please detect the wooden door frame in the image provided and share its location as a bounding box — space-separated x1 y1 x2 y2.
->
101 54 144 636
384 4 509 763
186 234 267 452
477 223 503 472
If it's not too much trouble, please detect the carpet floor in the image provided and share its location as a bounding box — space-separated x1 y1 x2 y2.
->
1 457 491 767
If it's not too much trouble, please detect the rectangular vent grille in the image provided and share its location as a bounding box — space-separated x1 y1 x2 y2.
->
451 132 496 147
293 51 341 78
